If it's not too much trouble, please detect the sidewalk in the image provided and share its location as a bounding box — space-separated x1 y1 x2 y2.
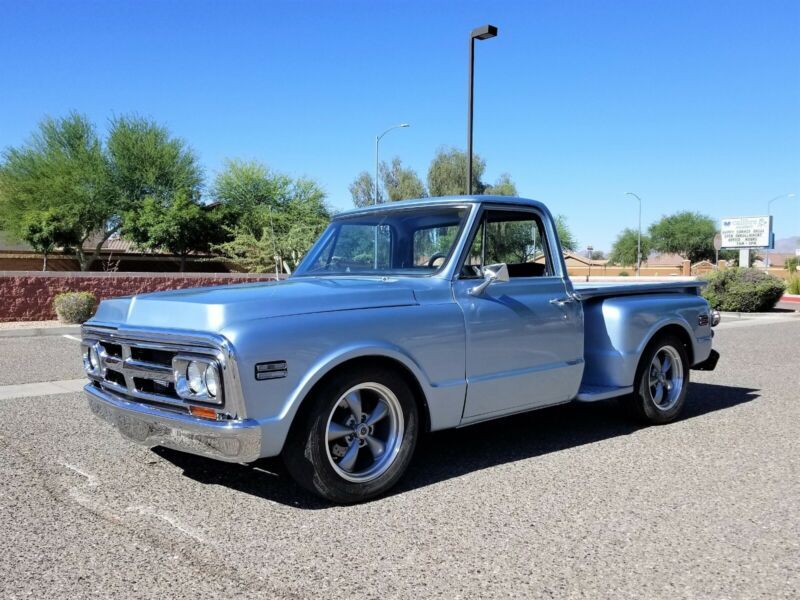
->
0 320 81 338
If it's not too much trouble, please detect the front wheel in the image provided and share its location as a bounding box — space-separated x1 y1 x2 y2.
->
623 334 690 424
283 367 419 503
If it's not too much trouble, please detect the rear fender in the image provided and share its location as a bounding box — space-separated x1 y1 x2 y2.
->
581 294 711 389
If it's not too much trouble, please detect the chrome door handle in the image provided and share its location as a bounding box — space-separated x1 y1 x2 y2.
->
549 297 575 306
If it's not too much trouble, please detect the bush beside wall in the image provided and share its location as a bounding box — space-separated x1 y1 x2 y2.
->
0 272 278 322
53 291 97 323
702 268 786 312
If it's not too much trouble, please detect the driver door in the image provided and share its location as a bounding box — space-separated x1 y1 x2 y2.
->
454 207 584 423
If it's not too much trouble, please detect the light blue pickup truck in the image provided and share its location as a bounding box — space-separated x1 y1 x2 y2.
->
82 196 720 502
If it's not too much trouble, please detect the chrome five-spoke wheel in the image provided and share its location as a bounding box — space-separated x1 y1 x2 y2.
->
325 382 404 483
625 334 690 424
283 366 419 503
648 345 684 411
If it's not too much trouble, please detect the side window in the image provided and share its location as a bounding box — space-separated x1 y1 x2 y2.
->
461 210 552 278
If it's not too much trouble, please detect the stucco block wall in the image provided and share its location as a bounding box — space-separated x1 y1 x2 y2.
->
0 272 278 322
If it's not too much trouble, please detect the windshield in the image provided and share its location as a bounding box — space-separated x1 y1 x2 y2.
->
294 205 471 277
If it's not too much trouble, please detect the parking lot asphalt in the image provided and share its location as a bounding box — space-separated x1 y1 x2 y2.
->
0 318 798 599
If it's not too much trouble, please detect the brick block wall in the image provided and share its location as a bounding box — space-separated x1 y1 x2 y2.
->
0 271 280 322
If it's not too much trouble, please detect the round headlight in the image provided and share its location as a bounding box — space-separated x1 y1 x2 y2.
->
187 361 206 395
88 346 100 371
204 365 219 397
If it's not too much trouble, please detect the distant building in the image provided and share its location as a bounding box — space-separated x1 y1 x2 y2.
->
0 231 234 272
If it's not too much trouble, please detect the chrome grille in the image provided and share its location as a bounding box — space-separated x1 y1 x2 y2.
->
82 331 223 412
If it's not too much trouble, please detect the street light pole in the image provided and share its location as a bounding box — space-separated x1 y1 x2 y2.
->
467 25 498 195
765 192 796 268
375 124 409 205
626 192 643 276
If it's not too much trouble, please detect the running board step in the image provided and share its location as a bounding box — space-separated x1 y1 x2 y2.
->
575 384 633 402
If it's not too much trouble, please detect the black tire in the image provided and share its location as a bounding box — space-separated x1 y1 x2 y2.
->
622 333 690 424
283 366 419 503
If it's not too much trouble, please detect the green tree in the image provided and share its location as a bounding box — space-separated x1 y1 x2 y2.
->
649 211 717 263
348 171 375 208
212 161 331 273
0 112 205 270
589 250 606 260
484 173 518 196
0 113 113 270
554 214 577 252
122 191 216 271
211 159 292 230
107 115 204 269
19 210 81 270
380 157 427 201
608 228 652 266
427 147 486 196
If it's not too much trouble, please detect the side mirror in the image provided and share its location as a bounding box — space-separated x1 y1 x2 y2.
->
469 263 509 295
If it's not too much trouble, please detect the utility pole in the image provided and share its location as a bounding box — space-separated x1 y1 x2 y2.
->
467 25 498 194
626 192 643 276
374 124 409 204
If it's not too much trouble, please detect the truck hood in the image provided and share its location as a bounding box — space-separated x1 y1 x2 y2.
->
90 277 419 331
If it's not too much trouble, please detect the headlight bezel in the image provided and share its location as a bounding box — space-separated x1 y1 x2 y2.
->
83 342 106 377
173 355 224 405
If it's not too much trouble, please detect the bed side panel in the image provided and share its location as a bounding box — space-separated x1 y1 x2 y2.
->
581 293 712 388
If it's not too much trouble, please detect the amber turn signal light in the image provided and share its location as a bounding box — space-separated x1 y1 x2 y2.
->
189 406 217 420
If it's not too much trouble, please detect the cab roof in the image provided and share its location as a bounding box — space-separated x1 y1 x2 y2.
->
335 195 550 218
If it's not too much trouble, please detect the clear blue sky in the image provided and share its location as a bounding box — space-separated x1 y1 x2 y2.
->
1 0 798 251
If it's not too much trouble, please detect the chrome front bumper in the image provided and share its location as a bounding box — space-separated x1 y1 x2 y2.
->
85 383 262 463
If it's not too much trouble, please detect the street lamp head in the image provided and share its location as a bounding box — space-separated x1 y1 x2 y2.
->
399 123 410 128
471 25 498 40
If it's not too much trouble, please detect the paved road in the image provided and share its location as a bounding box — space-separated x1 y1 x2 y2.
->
1 319 798 599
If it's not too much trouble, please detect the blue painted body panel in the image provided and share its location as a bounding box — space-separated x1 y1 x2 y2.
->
87 196 715 458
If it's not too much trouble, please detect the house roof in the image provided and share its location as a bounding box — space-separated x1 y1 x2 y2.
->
561 251 608 266
646 252 686 266
1 230 199 257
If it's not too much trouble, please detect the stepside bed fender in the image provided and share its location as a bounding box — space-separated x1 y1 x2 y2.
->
580 294 707 389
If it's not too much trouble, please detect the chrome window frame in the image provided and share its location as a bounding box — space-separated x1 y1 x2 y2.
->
452 203 567 282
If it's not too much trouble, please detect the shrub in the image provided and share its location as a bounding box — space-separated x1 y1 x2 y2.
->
53 291 97 323
618 271 630 277
786 256 799 274
787 275 800 295
702 268 785 312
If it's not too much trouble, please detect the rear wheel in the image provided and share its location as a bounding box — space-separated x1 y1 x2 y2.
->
283 367 419 503
623 334 690 424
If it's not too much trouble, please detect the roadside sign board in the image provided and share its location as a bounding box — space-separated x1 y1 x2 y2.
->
713 233 722 251
719 216 772 249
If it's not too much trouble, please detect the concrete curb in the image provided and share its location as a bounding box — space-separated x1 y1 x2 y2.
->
719 311 800 320
0 325 81 338
0 378 86 400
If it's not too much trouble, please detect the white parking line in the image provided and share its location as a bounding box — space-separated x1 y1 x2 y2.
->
62 334 82 342
0 378 86 400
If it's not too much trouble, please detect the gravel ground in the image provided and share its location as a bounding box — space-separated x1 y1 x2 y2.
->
0 318 797 599
0 335 84 385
